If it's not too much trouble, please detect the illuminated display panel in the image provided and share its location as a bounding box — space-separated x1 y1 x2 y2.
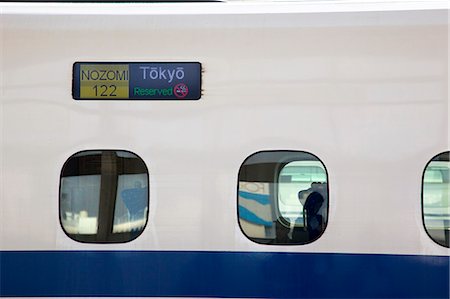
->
73 62 202 100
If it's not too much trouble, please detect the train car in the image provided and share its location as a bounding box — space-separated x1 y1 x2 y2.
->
0 0 449 298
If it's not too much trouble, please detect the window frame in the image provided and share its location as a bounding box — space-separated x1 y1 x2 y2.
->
421 151 450 248
59 149 150 244
237 150 329 245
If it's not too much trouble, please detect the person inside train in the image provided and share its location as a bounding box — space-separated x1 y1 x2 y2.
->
297 182 327 240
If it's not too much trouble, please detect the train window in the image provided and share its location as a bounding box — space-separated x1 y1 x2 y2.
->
60 150 149 243
238 151 328 245
422 151 449 248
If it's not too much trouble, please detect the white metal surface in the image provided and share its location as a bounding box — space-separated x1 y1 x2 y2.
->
1 1 448 15
0 2 448 257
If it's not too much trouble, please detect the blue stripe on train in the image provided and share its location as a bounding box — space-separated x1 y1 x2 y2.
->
1 251 449 298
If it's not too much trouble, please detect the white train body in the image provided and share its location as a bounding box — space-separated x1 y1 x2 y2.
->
1 1 449 298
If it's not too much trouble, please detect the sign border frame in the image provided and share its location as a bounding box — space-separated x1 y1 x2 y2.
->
72 61 202 101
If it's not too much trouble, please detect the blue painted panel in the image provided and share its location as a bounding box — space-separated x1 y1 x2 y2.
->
238 191 270 205
1 251 449 298
239 205 273 226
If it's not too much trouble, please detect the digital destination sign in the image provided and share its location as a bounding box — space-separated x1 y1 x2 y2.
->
72 62 201 100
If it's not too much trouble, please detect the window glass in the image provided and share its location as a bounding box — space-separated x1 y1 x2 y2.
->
279 162 327 226
113 174 148 233
423 151 449 248
60 175 101 234
238 151 328 245
60 150 149 243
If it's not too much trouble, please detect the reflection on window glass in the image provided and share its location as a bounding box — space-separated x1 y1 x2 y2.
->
423 152 449 248
60 150 149 243
238 151 328 245
113 174 148 233
60 175 101 234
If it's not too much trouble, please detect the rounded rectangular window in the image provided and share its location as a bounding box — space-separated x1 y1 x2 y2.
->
60 150 149 243
238 151 328 245
422 151 449 248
